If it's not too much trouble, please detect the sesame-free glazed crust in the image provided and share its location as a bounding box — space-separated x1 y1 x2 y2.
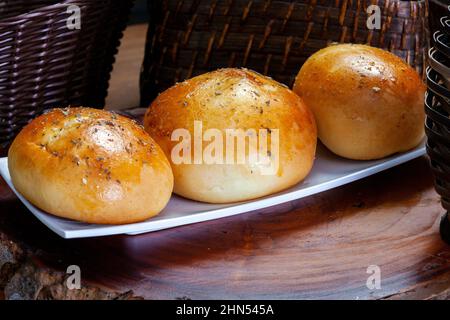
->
8 107 174 224
144 68 317 203
294 44 425 160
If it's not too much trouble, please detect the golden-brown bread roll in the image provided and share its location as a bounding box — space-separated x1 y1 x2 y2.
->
293 44 425 160
144 68 317 203
8 107 173 224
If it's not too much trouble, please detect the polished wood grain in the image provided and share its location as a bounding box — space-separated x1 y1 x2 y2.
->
1 157 449 299
0 24 449 300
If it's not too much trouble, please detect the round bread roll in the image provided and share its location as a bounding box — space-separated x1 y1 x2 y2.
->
293 44 425 160
8 107 173 224
144 68 317 203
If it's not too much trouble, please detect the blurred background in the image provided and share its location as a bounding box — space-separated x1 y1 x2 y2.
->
129 0 148 25
105 0 149 110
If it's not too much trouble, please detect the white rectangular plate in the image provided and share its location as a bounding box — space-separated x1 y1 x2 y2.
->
0 141 426 239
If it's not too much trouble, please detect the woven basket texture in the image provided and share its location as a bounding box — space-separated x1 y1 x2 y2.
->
425 76 450 212
140 0 428 106
0 1 59 19
0 0 134 154
425 1 450 215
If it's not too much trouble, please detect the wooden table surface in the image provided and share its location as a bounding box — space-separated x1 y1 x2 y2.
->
1 24 450 300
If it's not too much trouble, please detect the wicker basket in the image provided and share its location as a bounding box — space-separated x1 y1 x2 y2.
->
0 0 134 155
425 68 450 244
140 0 428 106
0 1 62 19
425 2 450 244
428 0 448 35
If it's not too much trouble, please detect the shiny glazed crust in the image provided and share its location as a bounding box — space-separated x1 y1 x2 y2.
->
293 44 425 160
144 68 317 203
8 107 174 224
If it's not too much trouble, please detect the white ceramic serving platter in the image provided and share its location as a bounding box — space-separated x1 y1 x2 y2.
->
0 141 426 239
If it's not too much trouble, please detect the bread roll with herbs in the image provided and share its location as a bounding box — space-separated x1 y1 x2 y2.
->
8 107 173 224
144 68 317 203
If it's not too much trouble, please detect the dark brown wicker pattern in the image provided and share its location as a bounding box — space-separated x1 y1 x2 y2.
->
428 0 448 35
425 1 450 244
140 0 428 106
0 0 134 155
0 0 60 19
425 76 450 210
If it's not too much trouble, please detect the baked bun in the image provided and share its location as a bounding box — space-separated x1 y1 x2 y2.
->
8 107 173 224
293 44 425 160
144 68 317 203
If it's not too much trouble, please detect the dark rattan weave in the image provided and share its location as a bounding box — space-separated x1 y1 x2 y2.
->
425 2 450 243
0 0 134 155
140 0 428 106
426 69 450 213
